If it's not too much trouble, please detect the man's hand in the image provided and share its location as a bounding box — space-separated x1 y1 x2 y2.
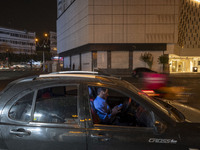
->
111 105 122 116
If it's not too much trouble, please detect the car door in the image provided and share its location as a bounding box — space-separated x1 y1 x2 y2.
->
0 84 87 150
85 85 186 150
87 124 186 150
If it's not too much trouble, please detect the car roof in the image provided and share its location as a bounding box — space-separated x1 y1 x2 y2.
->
50 71 99 75
0 71 123 94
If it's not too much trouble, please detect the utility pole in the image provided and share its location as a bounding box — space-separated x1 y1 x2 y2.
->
30 46 32 70
43 33 49 72
43 51 45 72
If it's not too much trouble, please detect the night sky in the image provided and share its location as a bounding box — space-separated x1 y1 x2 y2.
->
0 0 57 38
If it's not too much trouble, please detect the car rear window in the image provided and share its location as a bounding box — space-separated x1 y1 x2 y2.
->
9 92 34 122
33 85 78 124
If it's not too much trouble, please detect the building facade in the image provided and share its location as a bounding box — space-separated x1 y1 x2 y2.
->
57 0 180 74
49 31 57 56
168 0 200 73
0 26 36 54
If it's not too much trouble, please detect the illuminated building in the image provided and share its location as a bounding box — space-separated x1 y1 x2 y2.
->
169 0 200 73
57 0 180 74
0 26 36 54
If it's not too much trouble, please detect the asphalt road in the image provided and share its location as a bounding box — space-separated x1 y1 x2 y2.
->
0 70 42 91
0 71 200 110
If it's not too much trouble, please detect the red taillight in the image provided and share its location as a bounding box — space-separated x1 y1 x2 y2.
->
140 90 160 97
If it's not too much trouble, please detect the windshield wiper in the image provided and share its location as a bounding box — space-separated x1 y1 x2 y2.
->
154 98 185 122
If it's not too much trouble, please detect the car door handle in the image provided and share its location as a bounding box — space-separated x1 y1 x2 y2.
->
91 133 111 142
10 128 31 136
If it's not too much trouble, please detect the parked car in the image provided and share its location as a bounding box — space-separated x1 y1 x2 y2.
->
0 71 199 150
11 64 30 70
0 65 9 70
132 67 157 78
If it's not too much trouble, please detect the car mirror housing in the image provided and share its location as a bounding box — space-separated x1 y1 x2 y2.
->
153 120 167 134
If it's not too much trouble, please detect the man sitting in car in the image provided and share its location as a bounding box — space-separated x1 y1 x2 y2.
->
94 87 122 124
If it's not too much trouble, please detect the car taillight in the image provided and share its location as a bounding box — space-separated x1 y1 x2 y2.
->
141 90 160 97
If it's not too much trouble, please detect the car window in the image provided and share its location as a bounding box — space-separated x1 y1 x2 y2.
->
89 86 155 127
9 92 34 122
33 85 78 124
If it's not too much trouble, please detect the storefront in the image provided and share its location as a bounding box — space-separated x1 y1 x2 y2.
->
169 54 200 73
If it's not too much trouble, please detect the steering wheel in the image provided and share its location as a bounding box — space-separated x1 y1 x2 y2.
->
116 98 137 126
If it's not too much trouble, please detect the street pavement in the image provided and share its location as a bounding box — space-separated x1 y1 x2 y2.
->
1 71 200 110
0 70 42 91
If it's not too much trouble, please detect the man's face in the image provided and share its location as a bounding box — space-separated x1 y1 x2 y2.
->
101 89 109 100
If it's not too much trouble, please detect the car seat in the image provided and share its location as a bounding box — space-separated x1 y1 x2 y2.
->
90 99 100 124
89 87 100 124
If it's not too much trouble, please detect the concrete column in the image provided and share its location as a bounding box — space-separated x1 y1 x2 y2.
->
79 53 81 70
107 51 111 69
129 51 133 70
70 56 72 70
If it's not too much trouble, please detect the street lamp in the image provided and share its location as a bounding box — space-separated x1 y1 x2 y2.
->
35 33 50 72
35 38 38 43
35 38 45 72
43 33 49 72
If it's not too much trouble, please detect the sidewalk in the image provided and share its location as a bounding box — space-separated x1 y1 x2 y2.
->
169 72 200 77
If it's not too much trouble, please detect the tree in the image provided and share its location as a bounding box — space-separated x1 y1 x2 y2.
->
0 52 52 65
158 54 169 72
140 52 154 69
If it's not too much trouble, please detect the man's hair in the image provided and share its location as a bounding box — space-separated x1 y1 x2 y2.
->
97 87 107 95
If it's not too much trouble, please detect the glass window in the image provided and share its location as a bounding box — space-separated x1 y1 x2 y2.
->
34 85 78 124
9 92 34 122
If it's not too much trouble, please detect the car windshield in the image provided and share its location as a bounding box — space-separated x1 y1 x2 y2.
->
125 81 185 122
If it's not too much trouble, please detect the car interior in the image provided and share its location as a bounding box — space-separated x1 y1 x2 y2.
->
88 86 154 127
8 85 153 127
34 86 78 124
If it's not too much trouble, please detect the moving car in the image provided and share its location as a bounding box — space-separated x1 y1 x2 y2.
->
132 67 157 78
0 71 199 150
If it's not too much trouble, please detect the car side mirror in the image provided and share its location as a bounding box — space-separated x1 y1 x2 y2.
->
153 120 167 134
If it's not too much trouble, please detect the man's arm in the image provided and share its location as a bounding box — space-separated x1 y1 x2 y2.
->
95 103 121 124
